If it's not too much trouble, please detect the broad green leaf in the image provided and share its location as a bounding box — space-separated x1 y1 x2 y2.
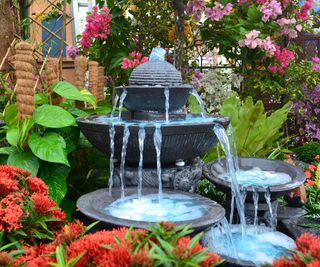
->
38 162 69 203
35 92 49 105
6 126 19 146
0 146 16 154
33 105 76 128
19 117 34 146
47 126 80 154
4 104 18 126
52 81 84 101
67 107 89 117
80 90 97 109
7 150 39 175
28 132 69 166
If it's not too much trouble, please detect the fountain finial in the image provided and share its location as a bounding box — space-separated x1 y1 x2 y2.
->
149 47 166 62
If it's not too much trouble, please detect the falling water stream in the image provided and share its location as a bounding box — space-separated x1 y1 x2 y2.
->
164 88 169 122
119 125 130 199
118 89 127 120
191 89 207 118
110 94 120 118
137 125 146 199
153 124 163 199
108 124 116 196
253 187 259 226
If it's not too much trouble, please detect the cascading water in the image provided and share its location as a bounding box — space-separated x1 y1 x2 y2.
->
118 89 127 120
191 89 207 118
214 124 246 233
110 94 120 118
120 124 130 199
253 187 259 226
108 124 116 196
264 187 276 229
153 124 163 199
137 125 146 199
164 87 169 122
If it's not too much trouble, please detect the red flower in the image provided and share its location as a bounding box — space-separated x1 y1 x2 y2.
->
131 248 153 267
54 221 86 245
305 170 312 179
25 256 55 267
309 165 317 172
27 177 48 195
0 252 13 266
160 221 176 231
201 252 222 267
307 260 320 267
296 233 315 253
31 193 56 214
0 195 24 231
315 155 320 162
271 256 293 267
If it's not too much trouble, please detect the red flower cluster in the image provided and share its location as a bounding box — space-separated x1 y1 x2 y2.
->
296 0 313 21
121 51 148 69
304 155 320 187
0 165 65 244
271 233 320 267
13 221 222 267
80 6 112 49
268 46 295 74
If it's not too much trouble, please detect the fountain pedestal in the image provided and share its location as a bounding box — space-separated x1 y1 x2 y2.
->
112 158 203 192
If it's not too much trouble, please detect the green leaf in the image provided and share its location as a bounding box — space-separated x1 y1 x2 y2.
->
19 117 34 146
28 132 69 166
6 125 19 146
38 162 70 204
7 150 39 175
4 104 18 126
33 105 76 128
47 126 80 154
80 90 97 109
0 146 16 154
52 81 84 101
67 107 89 117
35 92 49 105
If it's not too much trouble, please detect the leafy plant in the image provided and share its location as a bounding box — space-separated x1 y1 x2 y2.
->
203 96 290 162
292 142 320 163
1 81 96 203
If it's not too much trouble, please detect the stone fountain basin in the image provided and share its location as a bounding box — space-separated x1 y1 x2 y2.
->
116 85 192 112
76 188 225 233
76 114 229 165
203 157 305 201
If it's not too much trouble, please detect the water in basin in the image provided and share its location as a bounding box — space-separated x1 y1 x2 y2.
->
218 167 292 187
202 224 295 266
104 193 209 222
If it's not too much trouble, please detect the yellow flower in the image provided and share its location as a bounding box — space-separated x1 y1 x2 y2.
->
130 4 137 12
315 163 320 189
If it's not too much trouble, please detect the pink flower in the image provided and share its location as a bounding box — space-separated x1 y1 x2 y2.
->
66 46 79 59
260 37 276 55
260 0 282 22
297 0 313 21
312 57 320 63
186 0 206 21
239 30 262 49
205 3 233 21
121 52 149 70
268 65 277 73
312 64 320 73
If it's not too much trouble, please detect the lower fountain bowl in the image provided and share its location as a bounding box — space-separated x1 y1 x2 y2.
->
77 188 225 233
203 157 306 201
202 224 295 267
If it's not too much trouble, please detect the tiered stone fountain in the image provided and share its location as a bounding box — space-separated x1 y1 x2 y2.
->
76 48 306 266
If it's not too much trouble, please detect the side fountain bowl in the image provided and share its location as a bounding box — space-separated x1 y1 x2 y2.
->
76 187 225 233
203 157 306 200
77 114 229 165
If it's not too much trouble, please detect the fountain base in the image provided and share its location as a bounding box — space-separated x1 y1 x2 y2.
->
112 158 203 192
77 187 225 232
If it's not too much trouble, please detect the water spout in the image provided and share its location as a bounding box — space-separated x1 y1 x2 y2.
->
153 124 162 200
120 125 130 199
108 124 116 196
118 89 127 120
253 187 259 226
137 125 146 199
264 187 276 229
191 89 206 118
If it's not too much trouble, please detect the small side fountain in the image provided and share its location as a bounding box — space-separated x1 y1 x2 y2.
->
76 48 306 266
76 48 227 232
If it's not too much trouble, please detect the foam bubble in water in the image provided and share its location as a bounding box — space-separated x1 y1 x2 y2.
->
202 225 295 266
104 193 208 222
219 167 291 187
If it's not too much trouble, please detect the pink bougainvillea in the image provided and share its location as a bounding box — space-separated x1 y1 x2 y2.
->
80 6 112 49
121 51 148 70
205 3 233 21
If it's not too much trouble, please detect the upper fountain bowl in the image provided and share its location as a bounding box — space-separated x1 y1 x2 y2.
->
116 49 192 113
